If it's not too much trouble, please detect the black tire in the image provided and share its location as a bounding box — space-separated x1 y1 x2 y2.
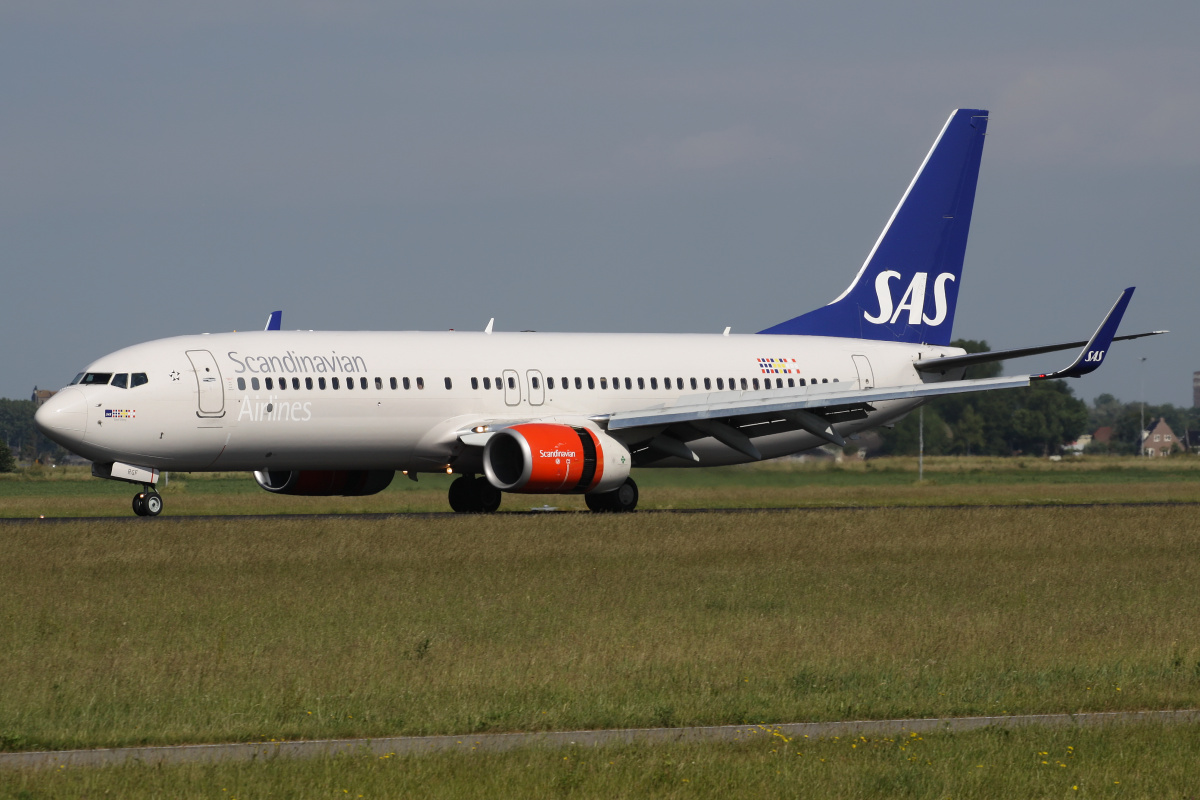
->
585 478 639 513
448 475 481 513
132 493 148 516
584 491 613 512
474 477 502 513
611 477 639 512
144 492 163 516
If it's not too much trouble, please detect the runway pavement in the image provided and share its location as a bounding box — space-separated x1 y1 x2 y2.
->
3 500 1200 525
3 710 1198 770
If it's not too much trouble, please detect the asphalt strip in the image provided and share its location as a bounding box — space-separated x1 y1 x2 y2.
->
4 711 1198 770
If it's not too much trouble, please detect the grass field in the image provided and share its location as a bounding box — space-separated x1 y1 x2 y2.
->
2 455 1200 517
4 723 1199 798
2 459 1198 796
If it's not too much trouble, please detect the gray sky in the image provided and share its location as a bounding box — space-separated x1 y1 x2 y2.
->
4 1 1197 408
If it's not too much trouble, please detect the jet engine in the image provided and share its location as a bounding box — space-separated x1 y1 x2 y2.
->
483 423 630 494
253 469 395 496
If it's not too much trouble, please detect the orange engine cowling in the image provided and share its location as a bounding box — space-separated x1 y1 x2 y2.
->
253 469 395 496
483 423 630 494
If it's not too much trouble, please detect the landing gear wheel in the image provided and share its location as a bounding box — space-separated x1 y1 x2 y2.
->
133 491 163 517
143 492 163 516
474 476 502 513
448 475 482 513
585 477 639 513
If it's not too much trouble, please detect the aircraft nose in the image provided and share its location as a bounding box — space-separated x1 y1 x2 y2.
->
35 387 88 448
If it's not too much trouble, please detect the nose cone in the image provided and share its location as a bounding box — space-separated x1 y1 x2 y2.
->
35 387 88 450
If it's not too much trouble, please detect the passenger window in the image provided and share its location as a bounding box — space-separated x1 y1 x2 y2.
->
251 377 260 391
737 378 745 390
729 378 736 390
472 377 479 390
318 377 326 390
346 377 354 390
612 377 619 389
332 377 340 389
495 377 502 389
374 377 381 390
663 378 671 389
293 378 301 390
638 377 645 390
531 376 539 389
691 378 698 390
131 373 149 387
81 372 112 385
306 377 314 390
277 377 285 390
403 377 411 390
562 377 569 389
507 376 515 389
625 377 632 390
716 378 723 390
798 378 806 386
833 378 839 383
237 377 247 390
650 377 658 390
445 377 452 390
752 378 759 390
575 377 582 389
587 377 595 390
822 378 828 384
482 377 490 390
265 377 274 390
547 377 555 390
417 377 425 389
788 378 795 388
600 377 608 389
361 377 368 390
776 378 783 389
677 377 683 389
704 378 711 390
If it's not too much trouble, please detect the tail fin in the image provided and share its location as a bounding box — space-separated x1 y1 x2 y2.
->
759 108 989 346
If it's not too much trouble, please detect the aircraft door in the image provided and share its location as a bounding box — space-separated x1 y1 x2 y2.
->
502 369 521 406
186 350 225 417
527 370 544 406
852 355 875 390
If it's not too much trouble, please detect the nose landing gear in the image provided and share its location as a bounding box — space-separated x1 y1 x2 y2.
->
132 489 163 517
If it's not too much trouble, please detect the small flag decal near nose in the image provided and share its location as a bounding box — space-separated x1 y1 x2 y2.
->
105 409 136 419
757 357 797 374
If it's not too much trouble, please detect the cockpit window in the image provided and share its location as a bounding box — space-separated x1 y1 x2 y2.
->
111 373 129 389
131 373 149 387
70 373 84 385
80 372 113 385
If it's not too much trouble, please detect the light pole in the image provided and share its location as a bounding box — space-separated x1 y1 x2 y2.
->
1139 356 1148 457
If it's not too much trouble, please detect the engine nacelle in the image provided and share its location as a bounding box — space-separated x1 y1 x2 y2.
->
253 469 395 496
483 423 631 494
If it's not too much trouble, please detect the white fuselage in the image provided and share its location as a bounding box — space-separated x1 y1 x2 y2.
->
37 330 965 474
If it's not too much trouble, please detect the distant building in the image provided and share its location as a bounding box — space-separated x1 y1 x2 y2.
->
1141 417 1180 457
1092 426 1114 444
1063 433 1092 455
30 386 55 406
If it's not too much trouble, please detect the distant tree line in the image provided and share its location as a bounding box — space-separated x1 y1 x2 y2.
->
1084 394 1200 454
0 399 64 468
877 339 1091 457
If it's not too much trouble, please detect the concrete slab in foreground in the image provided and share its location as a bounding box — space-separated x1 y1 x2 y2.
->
3 710 1197 770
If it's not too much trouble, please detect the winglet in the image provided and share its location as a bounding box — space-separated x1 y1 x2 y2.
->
265 310 283 331
1035 288 1134 380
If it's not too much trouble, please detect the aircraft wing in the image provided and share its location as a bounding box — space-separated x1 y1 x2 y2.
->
458 288 1140 461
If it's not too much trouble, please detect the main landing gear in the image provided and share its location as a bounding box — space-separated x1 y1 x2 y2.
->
584 477 639 513
132 488 163 517
448 475 503 513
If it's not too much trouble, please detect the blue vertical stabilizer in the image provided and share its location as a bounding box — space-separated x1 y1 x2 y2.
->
759 108 988 345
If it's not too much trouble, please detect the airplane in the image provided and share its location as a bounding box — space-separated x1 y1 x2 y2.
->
34 108 1164 517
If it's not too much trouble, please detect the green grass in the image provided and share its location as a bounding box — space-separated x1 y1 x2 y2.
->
4 724 1199 798
2 456 1200 517
2 506 1199 753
